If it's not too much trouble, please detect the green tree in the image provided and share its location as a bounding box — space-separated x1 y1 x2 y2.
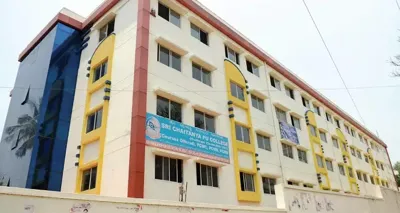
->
3 98 40 158
393 161 400 186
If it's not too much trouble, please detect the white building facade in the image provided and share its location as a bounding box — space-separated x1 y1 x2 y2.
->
25 0 395 208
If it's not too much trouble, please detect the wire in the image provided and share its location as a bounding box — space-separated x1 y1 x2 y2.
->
396 0 400 10
301 0 366 125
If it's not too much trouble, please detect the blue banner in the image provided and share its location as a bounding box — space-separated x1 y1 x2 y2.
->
279 121 299 145
145 113 230 163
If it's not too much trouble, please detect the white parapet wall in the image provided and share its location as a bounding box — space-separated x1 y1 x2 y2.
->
0 187 285 213
275 184 400 213
1 186 399 213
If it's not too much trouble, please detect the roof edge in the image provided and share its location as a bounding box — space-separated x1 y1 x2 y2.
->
18 0 120 62
176 0 386 148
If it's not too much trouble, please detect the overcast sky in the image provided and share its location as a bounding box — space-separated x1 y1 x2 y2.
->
0 0 399 162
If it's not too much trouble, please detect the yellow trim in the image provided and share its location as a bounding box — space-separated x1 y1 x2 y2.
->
75 35 116 195
224 60 260 202
305 111 331 190
336 129 359 194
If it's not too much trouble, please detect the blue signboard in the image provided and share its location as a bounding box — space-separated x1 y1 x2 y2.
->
279 121 299 145
145 113 230 163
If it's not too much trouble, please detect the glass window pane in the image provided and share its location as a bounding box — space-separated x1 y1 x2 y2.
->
205 114 215 133
163 157 169 180
235 124 242 141
191 24 200 40
155 155 163 180
158 45 170 66
207 166 212 186
81 169 90 191
200 30 208 45
194 110 205 129
257 134 264 149
156 96 169 118
177 159 183 183
202 71 211 86
86 114 95 133
258 99 265 111
170 101 182 122
251 95 258 109
95 109 102 129
196 163 201 185
171 52 181 71
170 158 177 182
99 25 107 41
230 82 236 98
158 2 169 21
242 127 250 143
237 86 244 101
192 64 202 82
170 10 181 27
90 167 97 189
212 167 218 187
201 164 207 186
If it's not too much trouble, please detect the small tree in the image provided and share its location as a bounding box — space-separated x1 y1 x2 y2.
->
391 55 400 77
394 161 400 186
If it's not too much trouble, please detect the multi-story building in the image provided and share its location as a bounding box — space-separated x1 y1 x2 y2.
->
0 0 397 208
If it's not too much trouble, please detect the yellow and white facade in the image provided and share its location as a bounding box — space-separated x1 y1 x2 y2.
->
23 0 395 208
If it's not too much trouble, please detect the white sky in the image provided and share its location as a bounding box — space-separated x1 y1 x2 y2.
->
0 0 399 162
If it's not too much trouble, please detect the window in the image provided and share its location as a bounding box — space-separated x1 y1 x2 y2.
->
348 167 354 178
246 60 259 77
196 163 218 187
335 119 341 129
363 173 368 183
356 150 362 159
344 125 350 134
370 176 375 185
332 138 339 148
364 155 369 163
270 76 281 90
313 105 321 116
356 171 362 181
351 129 355 137
262 177 276 195
93 61 107 82
235 123 250 144
275 107 287 123
230 82 245 101
86 108 103 133
158 2 180 27
157 44 181 71
191 23 208 45
309 125 317 137
316 155 324 168
350 147 355 156
155 155 183 183
81 167 97 191
342 142 348 152
282 143 293 159
287 181 299 186
240 172 255 192
225 46 240 64
381 163 385 171
375 161 380 169
339 165 345 176
156 96 182 122
319 131 327 142
192 63 211 86
285 86 295 100
326 160 333 171
251 95 265 112
99 19 115 41
291 115 301 129
358 134 363 143
302 96 310 108
194 110 215 133
257 134 271 151
297 149 308 163
325 112 332 123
